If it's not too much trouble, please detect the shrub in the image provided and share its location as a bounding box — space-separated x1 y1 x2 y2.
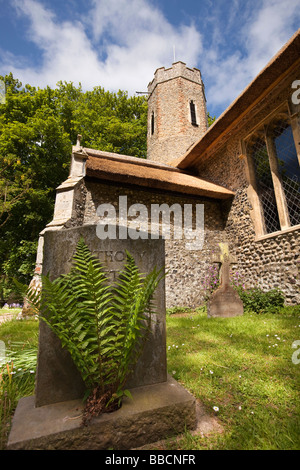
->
236 286 285 314
276 304 300 316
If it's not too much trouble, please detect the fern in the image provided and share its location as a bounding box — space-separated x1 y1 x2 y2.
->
22 237 164 418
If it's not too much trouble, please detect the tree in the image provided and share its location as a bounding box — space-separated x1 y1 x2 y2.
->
0 74 148 301
72 87 147 157
207 111 216 127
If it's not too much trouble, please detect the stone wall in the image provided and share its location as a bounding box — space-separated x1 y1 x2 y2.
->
79 179 226 309
194 69 300 304
226 189 299 303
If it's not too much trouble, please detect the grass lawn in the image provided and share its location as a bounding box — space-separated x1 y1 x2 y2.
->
0 307 22 320
0 315 39 449
166 308 300 450
0 307 299 450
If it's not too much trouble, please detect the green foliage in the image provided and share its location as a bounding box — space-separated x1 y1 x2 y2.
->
236 286 285 314
24 238 163 414
0 318 38 449
207 112 216 127
73 87 147 157
275 304 300 316
0 74 148 299
0 342 37 380
166 306 193 316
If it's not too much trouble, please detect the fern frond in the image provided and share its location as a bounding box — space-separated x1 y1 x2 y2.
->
112 252 165 389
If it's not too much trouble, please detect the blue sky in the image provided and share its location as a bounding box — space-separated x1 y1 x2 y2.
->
0 0 299 117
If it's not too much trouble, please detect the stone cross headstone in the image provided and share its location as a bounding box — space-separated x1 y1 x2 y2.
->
207 243 243 318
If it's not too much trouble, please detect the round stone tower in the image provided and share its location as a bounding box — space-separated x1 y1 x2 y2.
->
147 61 208 164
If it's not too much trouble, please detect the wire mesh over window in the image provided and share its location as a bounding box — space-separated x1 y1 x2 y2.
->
248 136 281 234
272 120 300 227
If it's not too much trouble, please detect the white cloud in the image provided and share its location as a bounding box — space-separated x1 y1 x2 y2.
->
203 0 300 114
1 0 203 93
246 0 300 72
3 0 104 89
0 0 299 116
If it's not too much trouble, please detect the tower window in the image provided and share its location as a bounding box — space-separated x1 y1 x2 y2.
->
190 100 197 126
151 112 155 135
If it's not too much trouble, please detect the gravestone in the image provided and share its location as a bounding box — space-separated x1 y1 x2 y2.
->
207 243 244 318
35 224 167 406
8 224 196 450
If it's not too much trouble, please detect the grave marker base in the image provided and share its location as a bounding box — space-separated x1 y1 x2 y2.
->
7 376 196 450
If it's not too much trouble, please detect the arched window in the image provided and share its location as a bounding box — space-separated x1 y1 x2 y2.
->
247 132 281 234
268 118 300 227
246 113 300 234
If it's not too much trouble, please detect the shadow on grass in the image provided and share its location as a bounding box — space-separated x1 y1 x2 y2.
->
166 311 300 449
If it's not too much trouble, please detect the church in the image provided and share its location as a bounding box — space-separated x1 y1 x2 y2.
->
33 29 300 309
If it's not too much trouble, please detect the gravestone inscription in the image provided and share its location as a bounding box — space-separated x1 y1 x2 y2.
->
35 224 166 407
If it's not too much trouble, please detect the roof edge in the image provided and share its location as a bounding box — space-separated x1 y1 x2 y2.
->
80 147 182 173
85 154 235 200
